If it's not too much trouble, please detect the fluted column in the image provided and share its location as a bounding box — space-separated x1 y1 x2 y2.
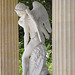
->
0 0 19 75
52 0 75 75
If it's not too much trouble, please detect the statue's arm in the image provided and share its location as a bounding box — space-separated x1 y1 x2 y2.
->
24 24 30 48
25 8 35 20
24 31 29 48
18 17 29 48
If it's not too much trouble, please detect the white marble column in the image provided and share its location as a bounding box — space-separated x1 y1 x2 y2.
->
52 0 75 75
0 0 19 75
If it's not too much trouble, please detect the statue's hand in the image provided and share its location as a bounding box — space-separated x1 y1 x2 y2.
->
25 8 36 21
25 8 30 15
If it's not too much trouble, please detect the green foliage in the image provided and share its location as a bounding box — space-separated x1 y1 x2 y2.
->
19 42 24 49
19 60 23 75
19 42 24 75
18 0 52 75
46 43 52 74
46 63 53 75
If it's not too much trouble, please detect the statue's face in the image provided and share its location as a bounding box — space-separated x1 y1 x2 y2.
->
15 10 26 17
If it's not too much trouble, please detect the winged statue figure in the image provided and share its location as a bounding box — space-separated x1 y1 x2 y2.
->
15 1 51 75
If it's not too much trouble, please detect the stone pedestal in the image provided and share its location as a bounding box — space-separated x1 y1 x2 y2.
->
52 0 75 75
0 0 19 75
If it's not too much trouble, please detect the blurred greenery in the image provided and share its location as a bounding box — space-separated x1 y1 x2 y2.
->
18 0 52 75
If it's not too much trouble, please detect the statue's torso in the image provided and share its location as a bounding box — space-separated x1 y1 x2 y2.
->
25 15 39 39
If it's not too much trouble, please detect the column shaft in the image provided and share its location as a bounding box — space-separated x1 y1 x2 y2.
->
0 0 19 75
52 0 75 75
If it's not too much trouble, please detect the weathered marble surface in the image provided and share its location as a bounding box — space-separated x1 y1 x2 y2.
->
15 1 51 75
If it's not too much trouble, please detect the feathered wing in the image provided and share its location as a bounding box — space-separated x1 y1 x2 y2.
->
28 2 51 75
31 1 52 39
25 8 42 42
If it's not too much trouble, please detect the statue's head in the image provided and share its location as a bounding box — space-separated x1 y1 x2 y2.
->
15 3 28 17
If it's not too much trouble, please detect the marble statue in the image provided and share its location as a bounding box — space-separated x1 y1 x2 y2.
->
15 1 51 75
